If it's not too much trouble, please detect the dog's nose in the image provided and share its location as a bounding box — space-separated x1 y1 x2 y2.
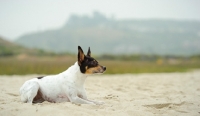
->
103 66 106 71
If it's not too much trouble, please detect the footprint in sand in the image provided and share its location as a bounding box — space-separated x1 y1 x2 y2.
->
6 93 19 96
104 94 119 100
143 102 189 114
143 102 185 109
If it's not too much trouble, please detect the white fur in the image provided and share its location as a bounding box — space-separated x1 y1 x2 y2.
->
19 62 103 105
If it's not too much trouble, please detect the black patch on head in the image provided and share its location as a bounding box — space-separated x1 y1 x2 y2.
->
37 76 44 79
79 56 99 73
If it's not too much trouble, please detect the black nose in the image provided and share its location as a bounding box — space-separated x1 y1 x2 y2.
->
103 66 106 71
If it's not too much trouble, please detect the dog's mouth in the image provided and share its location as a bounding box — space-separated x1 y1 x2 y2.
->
94 71 105 74
93 66 106 74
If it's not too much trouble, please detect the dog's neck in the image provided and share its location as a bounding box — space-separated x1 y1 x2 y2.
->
60 62 88 86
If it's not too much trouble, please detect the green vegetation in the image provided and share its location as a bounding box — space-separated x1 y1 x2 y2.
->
104 60 200 74
0 56 75 75
0 36 200 75
0 55 199 75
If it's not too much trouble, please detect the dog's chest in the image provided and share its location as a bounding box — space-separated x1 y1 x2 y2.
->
67 83 84 95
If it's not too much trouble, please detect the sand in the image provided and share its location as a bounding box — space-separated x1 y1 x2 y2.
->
0 70 200 116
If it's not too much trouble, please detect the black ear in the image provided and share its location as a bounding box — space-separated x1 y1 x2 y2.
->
78 46 85 66
87 47 91 57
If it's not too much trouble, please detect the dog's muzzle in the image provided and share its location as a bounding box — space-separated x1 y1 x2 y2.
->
101 66 106 73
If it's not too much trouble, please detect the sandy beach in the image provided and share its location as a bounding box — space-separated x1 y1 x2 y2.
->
0 70 200 116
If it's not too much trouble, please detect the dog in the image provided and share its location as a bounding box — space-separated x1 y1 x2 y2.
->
19 46 106 105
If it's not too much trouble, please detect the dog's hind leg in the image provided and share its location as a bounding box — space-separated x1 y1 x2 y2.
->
19 80 40 104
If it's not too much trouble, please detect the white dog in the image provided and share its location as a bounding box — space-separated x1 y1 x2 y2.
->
19 46 106 105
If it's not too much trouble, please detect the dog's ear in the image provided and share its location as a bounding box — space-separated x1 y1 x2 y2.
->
87 47 91 57
78 46 85 66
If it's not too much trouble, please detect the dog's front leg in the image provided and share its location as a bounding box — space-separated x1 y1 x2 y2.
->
71 96 95 105
68 92 95 105
80 90 104 105
83 97 104 105
84 98 104 105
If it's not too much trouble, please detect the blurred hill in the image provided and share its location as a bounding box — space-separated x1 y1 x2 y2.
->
15 12 200 56
0 37 54 56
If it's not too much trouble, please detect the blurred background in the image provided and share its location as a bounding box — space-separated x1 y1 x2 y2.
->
0 0 200 75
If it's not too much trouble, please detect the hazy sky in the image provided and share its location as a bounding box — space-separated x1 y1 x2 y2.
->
0 0 200 40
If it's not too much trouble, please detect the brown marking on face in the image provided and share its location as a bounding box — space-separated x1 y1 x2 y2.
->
85 66 88 70
85 65 104 74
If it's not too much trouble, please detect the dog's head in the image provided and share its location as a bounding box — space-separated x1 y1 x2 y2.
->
78 46 106 74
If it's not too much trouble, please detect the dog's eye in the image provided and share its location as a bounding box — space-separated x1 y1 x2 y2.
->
89 61 98 67
93 61 98 66
92 62 96 65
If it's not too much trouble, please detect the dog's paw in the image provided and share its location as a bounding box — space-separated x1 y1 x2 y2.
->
94 101 104 105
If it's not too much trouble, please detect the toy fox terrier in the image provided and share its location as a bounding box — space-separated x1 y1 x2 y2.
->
19 46 106 105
